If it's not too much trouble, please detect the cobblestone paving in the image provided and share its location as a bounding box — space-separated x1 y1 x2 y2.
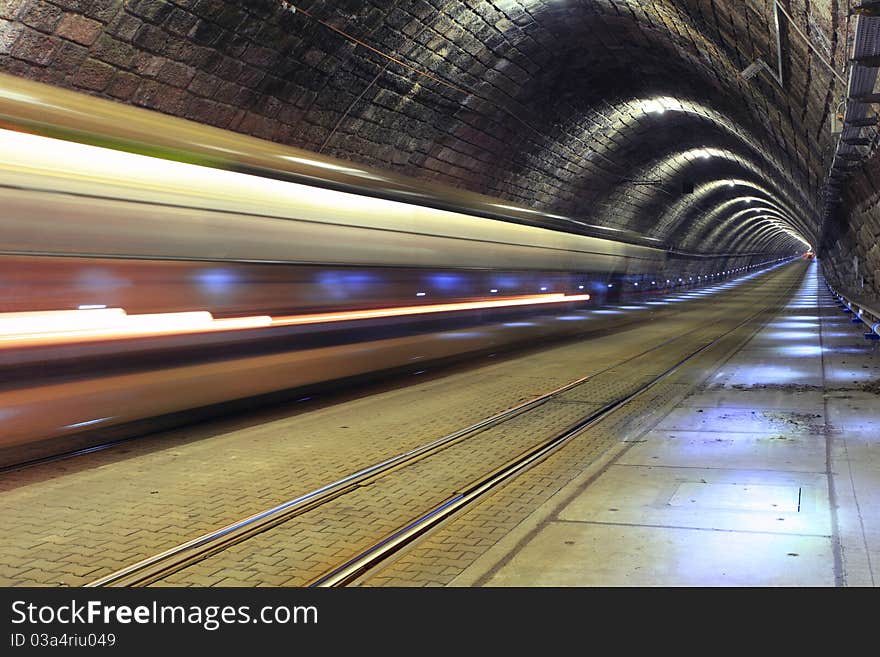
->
154 265 803 586
0 265 802 586
400 265 880 587
361 279 800 586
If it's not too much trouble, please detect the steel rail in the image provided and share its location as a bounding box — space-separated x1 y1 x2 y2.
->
309 266 805 586
825 281 880 338
84 263 795 587
3 261 785 475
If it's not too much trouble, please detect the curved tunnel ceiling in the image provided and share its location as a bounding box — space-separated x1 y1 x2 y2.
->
1 0 848 256
278 0 839 256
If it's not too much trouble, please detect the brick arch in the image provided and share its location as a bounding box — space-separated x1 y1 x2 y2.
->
0 0 852 263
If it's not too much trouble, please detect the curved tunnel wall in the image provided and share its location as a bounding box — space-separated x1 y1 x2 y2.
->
822 160 880 301
0 0 869 288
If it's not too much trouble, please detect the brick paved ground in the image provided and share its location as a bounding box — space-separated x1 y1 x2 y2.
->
0 264 801 586
438 264 880 586
152 262 802 586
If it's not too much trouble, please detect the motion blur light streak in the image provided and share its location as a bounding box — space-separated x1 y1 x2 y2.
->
0 75 802 463
64 417 111 430
0 126 663 270
270 294 591 327
0 308 272 346
0 308 128 335
0 294 590 347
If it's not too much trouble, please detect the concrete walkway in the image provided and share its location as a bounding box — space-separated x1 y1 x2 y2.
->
453 262 879 586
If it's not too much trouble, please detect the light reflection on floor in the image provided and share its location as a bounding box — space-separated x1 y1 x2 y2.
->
778 344 824 357
720 363 820 384
528 263 871 586
823 330 863 338
767 321 819 330
764 330 817 340
823 368 877 384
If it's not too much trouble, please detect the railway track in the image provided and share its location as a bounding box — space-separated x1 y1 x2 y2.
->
83 262 804 587
0 271 762 474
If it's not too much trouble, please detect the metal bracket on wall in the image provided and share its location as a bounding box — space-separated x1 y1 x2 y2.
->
771 1 785 85
747 2 850 89
739 2 784 87
822 7 880 223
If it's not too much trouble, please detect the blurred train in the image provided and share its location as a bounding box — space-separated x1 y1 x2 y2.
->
0 73 673 463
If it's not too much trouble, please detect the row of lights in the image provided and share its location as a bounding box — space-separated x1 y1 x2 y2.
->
412 285 577 297
75 256 792 314
629 257 790 290
612 104 805 248
408 259 787 298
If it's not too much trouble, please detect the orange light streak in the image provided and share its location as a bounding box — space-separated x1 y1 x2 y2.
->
0 308 128 335
269 294 591 327
0 293 590 348
0 310 271 346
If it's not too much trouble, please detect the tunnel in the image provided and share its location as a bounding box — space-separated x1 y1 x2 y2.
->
0 0 878 593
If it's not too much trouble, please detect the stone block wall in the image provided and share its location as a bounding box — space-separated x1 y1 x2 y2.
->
0 1 835 260
822 157 880 303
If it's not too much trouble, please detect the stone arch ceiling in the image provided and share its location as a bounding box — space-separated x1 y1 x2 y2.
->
0 0 851 255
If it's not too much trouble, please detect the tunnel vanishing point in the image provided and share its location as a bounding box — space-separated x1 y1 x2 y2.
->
0 1 879 590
